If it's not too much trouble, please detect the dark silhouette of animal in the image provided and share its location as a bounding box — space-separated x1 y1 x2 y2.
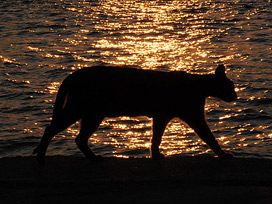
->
33 64 237 164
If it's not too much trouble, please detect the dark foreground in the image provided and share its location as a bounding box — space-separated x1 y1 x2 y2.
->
0 156 272 204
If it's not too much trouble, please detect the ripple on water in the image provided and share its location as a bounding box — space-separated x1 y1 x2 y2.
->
0 0 272 159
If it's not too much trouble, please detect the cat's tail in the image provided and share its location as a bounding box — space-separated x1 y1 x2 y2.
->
52 80 69 120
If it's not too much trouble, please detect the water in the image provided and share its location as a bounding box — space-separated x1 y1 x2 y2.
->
0 0 272 159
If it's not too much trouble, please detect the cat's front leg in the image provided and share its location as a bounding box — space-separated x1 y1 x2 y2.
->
187 118 233 159
151 116 170 160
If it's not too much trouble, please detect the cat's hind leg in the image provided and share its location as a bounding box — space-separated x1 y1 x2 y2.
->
75 116 104 162
151 117 170 160
33 112 78 165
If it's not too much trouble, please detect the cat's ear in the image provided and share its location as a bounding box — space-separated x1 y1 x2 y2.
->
215 64 226 77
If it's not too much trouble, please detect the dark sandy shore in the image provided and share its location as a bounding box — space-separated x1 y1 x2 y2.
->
0 156 272 204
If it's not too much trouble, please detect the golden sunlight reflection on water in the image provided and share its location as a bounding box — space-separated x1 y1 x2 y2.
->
56 0 244 158
29 0 271 158
92 1 214 70
2 0 272 159
59 1 238 70
47 82 60 95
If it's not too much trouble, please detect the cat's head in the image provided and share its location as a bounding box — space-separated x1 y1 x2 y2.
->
212 64 237 102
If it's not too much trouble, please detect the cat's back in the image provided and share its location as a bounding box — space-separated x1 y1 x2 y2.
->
71 66 168 77
65 66 188 86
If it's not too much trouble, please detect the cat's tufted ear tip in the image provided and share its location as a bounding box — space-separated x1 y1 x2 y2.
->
215 64 226 77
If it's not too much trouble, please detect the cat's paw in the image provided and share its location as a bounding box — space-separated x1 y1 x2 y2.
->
33 146 46 166
32 146 38 155
218 152 234 160
87 155 104 163
151 152 165 160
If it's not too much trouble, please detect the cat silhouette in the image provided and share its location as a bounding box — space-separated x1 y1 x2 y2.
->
33 64 237 164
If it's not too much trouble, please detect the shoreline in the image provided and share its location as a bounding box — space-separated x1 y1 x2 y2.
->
1 156 272 203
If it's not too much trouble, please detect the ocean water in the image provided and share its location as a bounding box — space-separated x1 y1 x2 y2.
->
0 0 272 159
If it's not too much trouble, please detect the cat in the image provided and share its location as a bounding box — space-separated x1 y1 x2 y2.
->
33 64 237 165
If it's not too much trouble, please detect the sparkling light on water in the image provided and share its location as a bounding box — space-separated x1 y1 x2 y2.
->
0 0 272 158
